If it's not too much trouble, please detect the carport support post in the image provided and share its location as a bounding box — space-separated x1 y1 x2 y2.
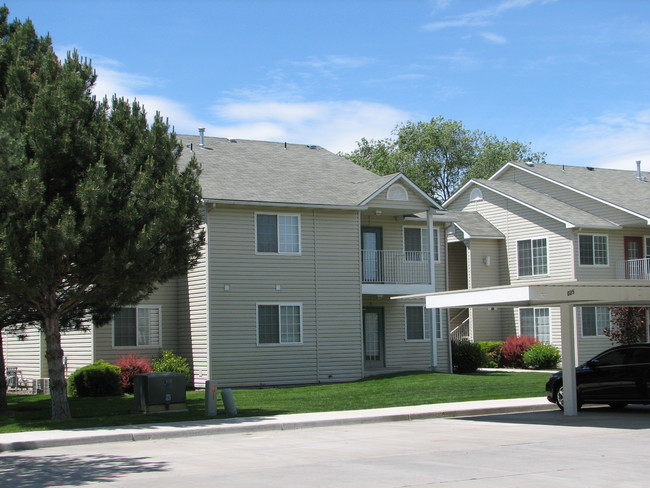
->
560 304 578 416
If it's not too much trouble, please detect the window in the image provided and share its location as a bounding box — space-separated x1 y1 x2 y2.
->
581 306 611 337
404 227 439 262
387 184 408 201
256 213 300 254
519 307 550 343
517 238 548 276
258 303 302 344
469 188 483 202
579 234 608 265
406 306 443 341
113 306 161 347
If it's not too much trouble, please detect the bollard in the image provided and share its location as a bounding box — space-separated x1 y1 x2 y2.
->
205 380 218 416
221 388 237 415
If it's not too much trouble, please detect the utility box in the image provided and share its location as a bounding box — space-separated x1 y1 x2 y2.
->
134 373 187 414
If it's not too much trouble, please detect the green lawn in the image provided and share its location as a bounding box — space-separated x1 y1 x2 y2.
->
1 370 550 434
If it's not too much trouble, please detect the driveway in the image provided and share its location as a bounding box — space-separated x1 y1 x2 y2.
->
2 405 649 487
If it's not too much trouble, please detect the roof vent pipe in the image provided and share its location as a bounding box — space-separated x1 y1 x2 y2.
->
198 127 205 148
636 160 643 181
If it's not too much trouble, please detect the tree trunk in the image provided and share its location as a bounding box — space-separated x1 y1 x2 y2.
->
0 331 8 414
43 315 71 420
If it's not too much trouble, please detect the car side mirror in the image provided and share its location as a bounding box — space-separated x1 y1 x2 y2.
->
587 359 600 369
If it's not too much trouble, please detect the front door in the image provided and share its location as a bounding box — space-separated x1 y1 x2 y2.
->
363 307 385 369
624 236 644 278
361 227 383 282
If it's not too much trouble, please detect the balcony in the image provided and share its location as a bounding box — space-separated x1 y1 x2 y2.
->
620 258 650 280
362 250 431 285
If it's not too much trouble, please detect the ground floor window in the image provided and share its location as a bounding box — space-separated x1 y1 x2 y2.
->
581 306 611 337
406 306 443 341
519 307 550 343
257 303 302 344
113 306 161 347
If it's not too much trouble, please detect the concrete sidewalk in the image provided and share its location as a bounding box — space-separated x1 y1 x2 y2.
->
0 397 552 452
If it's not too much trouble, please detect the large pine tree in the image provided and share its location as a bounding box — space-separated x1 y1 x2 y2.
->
0 7 205 419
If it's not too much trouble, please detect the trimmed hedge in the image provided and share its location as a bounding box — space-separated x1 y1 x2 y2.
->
68 361 122 397
523 343 561 369
501 335 539 368
452 340 483 373
152 350 192 386
477 341 504 368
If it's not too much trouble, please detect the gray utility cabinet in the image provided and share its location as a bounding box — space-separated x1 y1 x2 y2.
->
134 373 187 414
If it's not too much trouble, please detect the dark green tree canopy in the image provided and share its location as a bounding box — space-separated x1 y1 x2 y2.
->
344 116 546 203
0 6 205 419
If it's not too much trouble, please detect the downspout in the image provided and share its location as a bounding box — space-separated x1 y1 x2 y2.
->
427 209 437 369
203 203 212 386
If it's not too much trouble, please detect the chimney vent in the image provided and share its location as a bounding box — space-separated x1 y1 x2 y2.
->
636 160 645 181
198 127 205 148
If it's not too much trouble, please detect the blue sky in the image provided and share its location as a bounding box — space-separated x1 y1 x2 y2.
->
8 0 650 170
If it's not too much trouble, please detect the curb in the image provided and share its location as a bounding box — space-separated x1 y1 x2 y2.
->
0 397 553 452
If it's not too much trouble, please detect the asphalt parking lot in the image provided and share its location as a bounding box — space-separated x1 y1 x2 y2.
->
2 404 649 488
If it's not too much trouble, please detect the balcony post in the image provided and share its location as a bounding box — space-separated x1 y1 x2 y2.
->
427 209 438 368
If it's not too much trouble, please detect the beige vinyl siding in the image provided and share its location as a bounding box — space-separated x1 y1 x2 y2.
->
177 224 209 388
3 326 43 384
501 166 644 227
60 327 94 375
363 296 450 372
93 279 180 364
574 229 650 280
208 206 363 386
574 307 615 363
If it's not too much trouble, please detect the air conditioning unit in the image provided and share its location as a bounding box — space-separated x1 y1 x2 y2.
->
32 378 50 395
133 373 187 414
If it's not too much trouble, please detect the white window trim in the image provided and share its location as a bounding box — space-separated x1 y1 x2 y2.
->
403 226 440 263
516 236 550 278
255 212 302 256
518 307 551 342
405 306 443 342
387 183 409 201
577 233 609 267
580 306 611 338
256 302 304 346
112 305 162 348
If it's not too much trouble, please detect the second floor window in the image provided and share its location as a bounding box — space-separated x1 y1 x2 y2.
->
517 238 548 277
256 213 300 254
404 227 439 262
579 234 608 265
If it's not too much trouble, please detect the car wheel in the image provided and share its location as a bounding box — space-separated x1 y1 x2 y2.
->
608 402 628 409
555 385 582 411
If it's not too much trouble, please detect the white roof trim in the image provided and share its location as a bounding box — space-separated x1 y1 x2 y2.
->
506 163 650 225
360 173 442 209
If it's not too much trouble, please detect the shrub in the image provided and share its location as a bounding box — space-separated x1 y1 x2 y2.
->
477 341 504 368
68 361 122 397
523 343 561 370
501 335 539 368
452 340 483 373
152 350 192 386
115 354 153 393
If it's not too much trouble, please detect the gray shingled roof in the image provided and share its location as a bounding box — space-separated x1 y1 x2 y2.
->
507 161 650 220
177 135 395 207
445 211 504 239
477 179 620 229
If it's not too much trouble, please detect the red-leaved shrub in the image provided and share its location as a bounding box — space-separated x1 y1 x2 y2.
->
501 335 539 368
115 354 152 393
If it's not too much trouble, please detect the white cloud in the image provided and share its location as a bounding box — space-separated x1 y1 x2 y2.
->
210 100 410 153
423 0 539 31
481 31 508 44
543 109 650 170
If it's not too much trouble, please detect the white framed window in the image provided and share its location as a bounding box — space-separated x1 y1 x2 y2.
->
578 234 608 266
113 306 161 347
405 306 442 341
517 237 548 277
469 188 483 202
403 226 439 262
256 213 300 254
581 306 611 337
257 303 303 344
519 307 550 343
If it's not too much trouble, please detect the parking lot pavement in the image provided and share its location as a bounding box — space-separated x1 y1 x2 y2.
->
2 405 650 488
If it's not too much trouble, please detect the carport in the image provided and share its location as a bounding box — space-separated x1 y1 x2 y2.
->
399 280 650 416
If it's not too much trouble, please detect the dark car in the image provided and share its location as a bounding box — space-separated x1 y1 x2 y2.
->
546 343 650 410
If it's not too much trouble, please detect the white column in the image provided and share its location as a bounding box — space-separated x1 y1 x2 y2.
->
427 210 437 369
560 304 578 416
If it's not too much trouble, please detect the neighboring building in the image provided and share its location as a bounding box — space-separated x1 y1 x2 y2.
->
444 160 650 362
3 133 451 389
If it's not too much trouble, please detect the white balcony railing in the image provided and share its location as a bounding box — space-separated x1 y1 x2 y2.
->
622 258 650 280
362 250 431 284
